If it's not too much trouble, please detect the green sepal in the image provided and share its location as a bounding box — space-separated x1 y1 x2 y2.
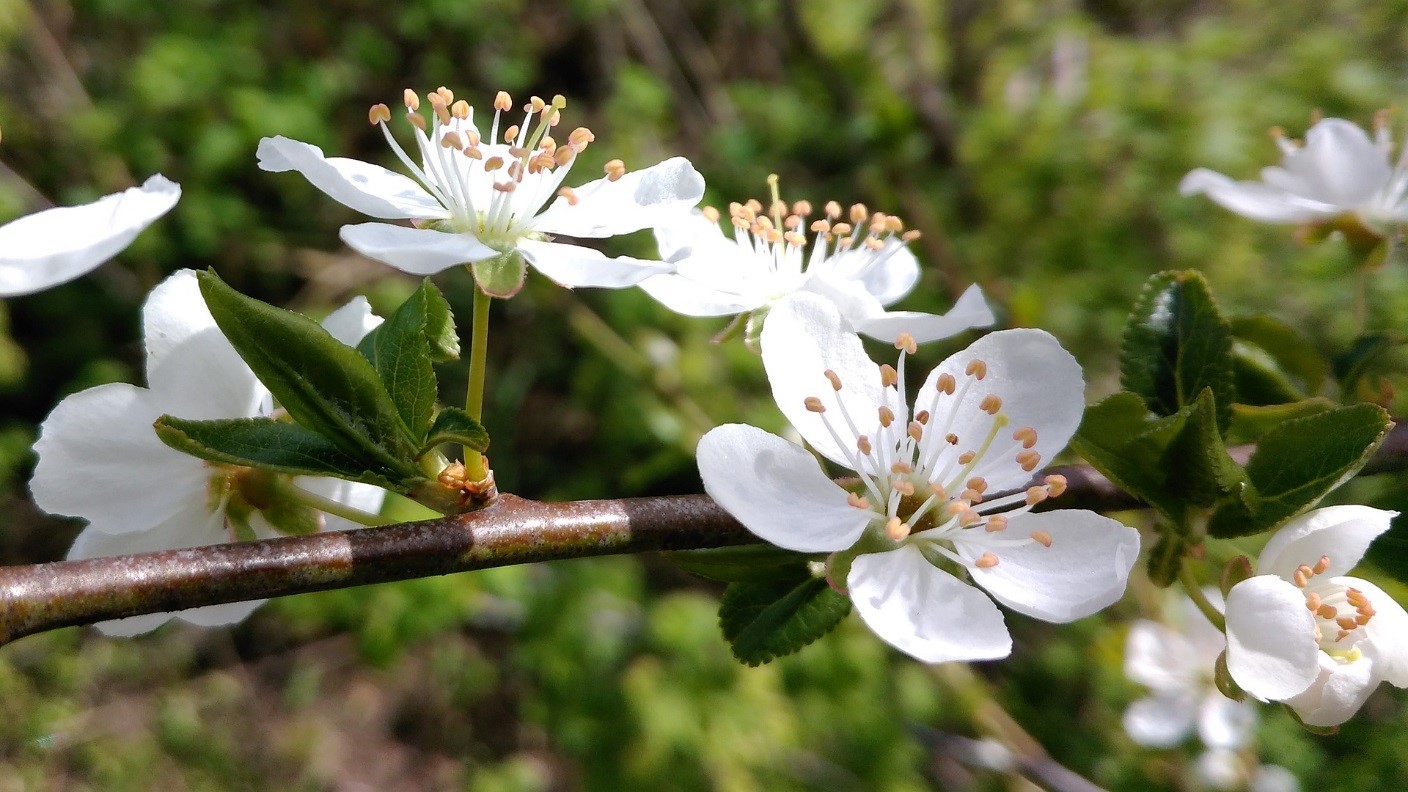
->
1208 404 1392 538
259 491 325 537
1214 651 1246 702
155 416 407 490
197 271 418 471
1145 534 1185 588
718 570 852 666
356 279 458 443
1120 270 1235 432
470 250 528 299
223 502 258 543
665 544 811 583
421 407 490 456
1284 704 1338 736
1220 555 1254 597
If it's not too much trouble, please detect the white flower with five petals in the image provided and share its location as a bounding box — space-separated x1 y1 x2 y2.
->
0 175 179 297
1181 117 1408 236
640 196 993 345
30 269 386 635
697 293 1139 663
1123 590 1257 750
257 88 704 297
1224 506 1408 727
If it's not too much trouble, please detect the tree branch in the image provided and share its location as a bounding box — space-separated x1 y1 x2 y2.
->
3 421 1407 648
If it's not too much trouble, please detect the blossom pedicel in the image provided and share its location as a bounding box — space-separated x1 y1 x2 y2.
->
697 293 1139 663
640 175 993 347
257 88 704 297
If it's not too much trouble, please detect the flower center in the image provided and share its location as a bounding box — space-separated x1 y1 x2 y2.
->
713 174 922 296
803 334 1065 572
1294 556 1376 661
367 87 609 246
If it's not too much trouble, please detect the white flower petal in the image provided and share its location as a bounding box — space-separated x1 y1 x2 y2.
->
142 270 264 417
965 510 1139 622
1124 619 1202 690
919 328 1084 491
1194 749 1245 791
1256 505 1397 581
518 239 673 289
1122 692 1198 748
1198 694 1258 750
0 175 180 297
339 222 499 275
637 272 754 317
1281 119 1392 207
853 284 997 344
32 383 208 534
697 424 867 553
294 476 387 533
653 209 730 263
533 157 705 238
760 292 884 468
1251 765 1301 792
1339 576 1408 687
801 272 889 325
1283 650 1381 728
1225 576 1321 701
847 546 1012 663
142 269 216 373
256 136 445 221
854 243 920 306
318 296 384 347
1179 168 1339 223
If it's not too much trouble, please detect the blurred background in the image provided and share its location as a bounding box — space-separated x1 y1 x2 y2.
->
4 0 1408 789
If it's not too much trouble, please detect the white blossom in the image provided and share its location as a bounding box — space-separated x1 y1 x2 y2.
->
1224 506 1408 727
257 88 704 297
696 293 1138 663
30 269 386 635
640 195 992 344
0 175 179 297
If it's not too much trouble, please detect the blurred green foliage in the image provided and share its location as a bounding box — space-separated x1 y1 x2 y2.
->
5 0 1408 788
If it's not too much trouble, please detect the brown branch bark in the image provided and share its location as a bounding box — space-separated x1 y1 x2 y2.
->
3 421 1406 648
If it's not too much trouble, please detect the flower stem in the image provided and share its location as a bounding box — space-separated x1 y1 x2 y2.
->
463 284 493 481
1354 266 1368 334
1178 562 1226 632
285 485 389 527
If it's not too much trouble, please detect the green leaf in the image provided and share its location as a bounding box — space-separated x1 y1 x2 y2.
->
1209 404 1392 538
1163 389 1246 509
665 544 810 583
197 271 418 474
719 572 851 666
1225 399 1335 446
1120 270 1235 431
1333 332 1407 404
421 407 490 455
1145 534 1185 588
259 497 324 537
155 416 404 489
356 279 458 442
1229 315 1325 403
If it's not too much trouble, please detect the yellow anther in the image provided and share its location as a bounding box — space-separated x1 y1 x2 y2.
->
985 514 1008 533
604 159 626 181
974 552 1000 569
1013 426 1038 448
886 517 911 541
792 200 813 216
770 198 787 218
894 332 917 355
463 146 484 160
701 206 721 224
1316 604 1339 620
915 410 930 425
966 477 988 493
966 360 989 379
929 482 948 499
503 124 520 143
433 100 451 125
494 91 513 112
407 113 427 132
936 373 957 394
893 478 916 496
554 146 576 167
891 462 913 474
1017 451 1041 472
1043 475 1067 497
528 95 547 113
451 99 470 119
901 229 922 242
1336 616 1359 632
493 181 517 193
831 222 853 236
825 200 842 219
403 89 420 111
568 127 595 150
765 228 784 244
946 501 971 517
1305 593 1322 611
907 421 923 442
946 433 960 446
1030 530 1053 548
368 103 392 125
745 198 763 214
847 492 871 510
1293 568 1310 588
979 395 1003 415
885 215 904 233
857 436 873 455
440 130 464 149
557 187 579 206
1356 611 1374 625
869 212 888 233
1314 556 1332 575
484 156 505 172
959 488 983 503
959 510 982 526
810 219 831 234
784 230 807 247
850 203 868 223
1025 486 1049 505
836 237 855 249
864 237 885 251
958 451 976 464
878 405 895 427
436 86 454 103
804 396 826 413
823 369 843 391
880 364 898 387
784 214 802 230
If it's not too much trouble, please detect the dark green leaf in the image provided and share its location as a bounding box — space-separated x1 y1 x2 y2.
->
1120 270 1234 431
197 271 417 473
1225 399 1335 446
1229 315 1325 400
666 544 810 583
1163 389 1246 509
1145 534 1185 588
1209 404 1392 537
1333 332 1406 405
719 572 851 666
155 416 405 489
421 407 490 455
356 280 457 441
